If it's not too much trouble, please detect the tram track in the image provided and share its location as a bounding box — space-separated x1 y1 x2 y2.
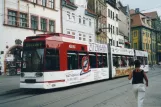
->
0 71 160 107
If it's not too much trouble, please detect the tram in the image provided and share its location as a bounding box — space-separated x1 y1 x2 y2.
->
20 33 148 89
20 33 109 89
110 46 135 78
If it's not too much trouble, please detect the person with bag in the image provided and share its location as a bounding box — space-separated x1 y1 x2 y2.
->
128 60 148 107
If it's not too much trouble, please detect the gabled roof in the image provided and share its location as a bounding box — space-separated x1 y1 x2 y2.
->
144 11 158 19
131 13 152 28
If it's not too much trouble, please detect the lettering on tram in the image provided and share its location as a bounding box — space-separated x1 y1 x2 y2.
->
69 44 76 49
23 41 45 48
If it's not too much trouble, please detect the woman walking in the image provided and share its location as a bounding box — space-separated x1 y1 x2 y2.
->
128 60 148 107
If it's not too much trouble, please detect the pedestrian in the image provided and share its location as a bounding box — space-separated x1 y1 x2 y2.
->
128 60 148 107
150 63 155 70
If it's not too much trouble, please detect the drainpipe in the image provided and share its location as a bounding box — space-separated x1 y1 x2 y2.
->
4 0 6 24
17 0 20 26
3 0 6 75
60 0 63 33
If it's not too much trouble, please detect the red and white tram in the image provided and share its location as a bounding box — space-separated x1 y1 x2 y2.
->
20 33 109 89
134 50 149 72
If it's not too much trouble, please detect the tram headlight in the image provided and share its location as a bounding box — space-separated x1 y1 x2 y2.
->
21 73 25 77
35 72 43 77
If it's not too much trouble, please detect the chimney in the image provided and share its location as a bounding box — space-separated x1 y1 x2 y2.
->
135 8 140 13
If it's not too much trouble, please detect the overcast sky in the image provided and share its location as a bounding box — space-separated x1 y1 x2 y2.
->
120 0 161 16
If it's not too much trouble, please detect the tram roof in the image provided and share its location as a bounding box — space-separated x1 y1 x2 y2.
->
25 33 88 45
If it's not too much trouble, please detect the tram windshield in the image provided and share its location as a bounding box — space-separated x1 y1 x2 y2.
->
22 49 44 72
137 56 148 65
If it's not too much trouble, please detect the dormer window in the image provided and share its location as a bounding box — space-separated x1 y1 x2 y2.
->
142 18 145 23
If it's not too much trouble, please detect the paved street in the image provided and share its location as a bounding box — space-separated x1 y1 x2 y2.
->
0 67 161 107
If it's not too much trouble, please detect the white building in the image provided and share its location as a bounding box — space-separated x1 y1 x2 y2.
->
62 0 96 43
106 0 119 46
0 0 61 74
118 1 131 48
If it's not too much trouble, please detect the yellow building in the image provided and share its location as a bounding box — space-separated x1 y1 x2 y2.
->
131 10 156 64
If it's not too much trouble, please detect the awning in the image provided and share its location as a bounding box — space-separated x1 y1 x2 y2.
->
125 42 131 45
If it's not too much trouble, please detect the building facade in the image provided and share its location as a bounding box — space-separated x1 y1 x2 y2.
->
87 0 107 44
62 0 96 43
144 11 161 64
106 0 119 46
130 9 155 64
0 0 61 74
118 1 131 48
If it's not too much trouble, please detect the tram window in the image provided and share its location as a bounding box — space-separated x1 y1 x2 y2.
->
67 51 78 70
78 52 87 69
143 57 148 65
129 57 134 66
102 54 108 67
137 56 143 64
45 49 60 71
113 55 119 68
97 54 103 68
121 56 127 67
89 53 97 68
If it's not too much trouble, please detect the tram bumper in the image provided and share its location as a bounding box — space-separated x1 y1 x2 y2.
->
20 83 46 89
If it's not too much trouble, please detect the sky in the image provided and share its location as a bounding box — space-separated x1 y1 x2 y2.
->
120 0 161 16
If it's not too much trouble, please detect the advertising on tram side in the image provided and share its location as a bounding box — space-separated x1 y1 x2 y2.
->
65 43 109 86
110 46 135 78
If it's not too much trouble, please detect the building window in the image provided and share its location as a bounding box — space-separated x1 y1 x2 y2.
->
146 43 149 49
83 38 86 41
49 20 55 32
89 19 91 26
42 0 46 6
116 14 118 21
134 43 137 49
111 25 113 33
83 17 86 24
113 26 114 34
89 35 92 42
79 33 82 40
8 10 17 26
143 43 146 49
31 0 37 3
79 16 81 24
111 11 112 19
67 11 70 20
116 27 118 35
113 12 114 20
67 30 70 34
108 24 110 32
31 15 38 30
49 0 54 9
20 13 27 28
72 32 75 36
72 13 75 21
41 18 47 31
108 9 110 17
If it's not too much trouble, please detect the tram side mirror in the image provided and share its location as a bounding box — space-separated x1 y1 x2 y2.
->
0 51 4 54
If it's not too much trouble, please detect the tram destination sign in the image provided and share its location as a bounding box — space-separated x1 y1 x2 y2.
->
23 41 45 48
